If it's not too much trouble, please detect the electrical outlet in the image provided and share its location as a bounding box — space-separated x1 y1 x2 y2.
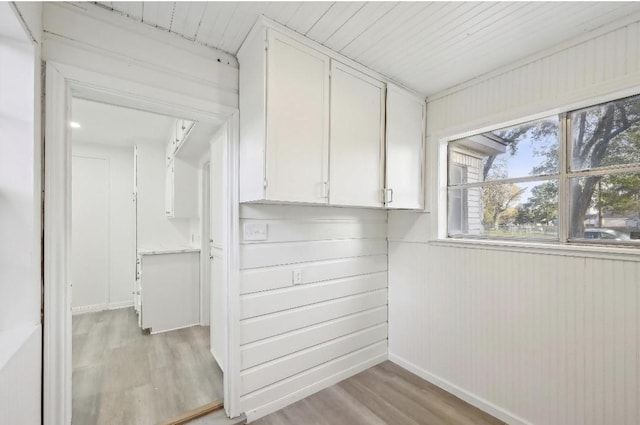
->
243 223 268 241
292 269 303 284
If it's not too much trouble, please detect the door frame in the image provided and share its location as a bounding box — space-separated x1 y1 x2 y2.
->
43 61 241 424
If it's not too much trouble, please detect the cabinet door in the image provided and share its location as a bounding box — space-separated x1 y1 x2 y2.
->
329 61 385 207
385 84 425 209
266 30 330 204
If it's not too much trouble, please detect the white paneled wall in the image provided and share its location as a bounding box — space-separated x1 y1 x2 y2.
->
389 15 640 425
389 243 640 425
238 204 388 420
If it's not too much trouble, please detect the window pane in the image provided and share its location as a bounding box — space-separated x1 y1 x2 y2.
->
449 117 559 184
571 94 640 171
569 173 640 242
449 180 558 239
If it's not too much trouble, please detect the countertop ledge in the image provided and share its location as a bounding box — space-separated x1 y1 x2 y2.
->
138 247 200 255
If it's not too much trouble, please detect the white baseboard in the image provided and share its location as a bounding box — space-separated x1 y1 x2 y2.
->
388 353 532 425
245 353 387 423
109 300 133 310
149 322 200 335
71 300 133 315
71 303 108 315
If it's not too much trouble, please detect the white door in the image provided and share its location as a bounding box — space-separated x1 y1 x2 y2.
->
266 30 330 204
329 61 385 207
385 84 425 209
71 156 109 310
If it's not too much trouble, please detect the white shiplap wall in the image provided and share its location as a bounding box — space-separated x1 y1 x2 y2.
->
389 17 640 425
389 243 640 425
238 204 388 420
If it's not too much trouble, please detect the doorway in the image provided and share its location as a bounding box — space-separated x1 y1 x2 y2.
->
69 98 225 423
43 61 240 425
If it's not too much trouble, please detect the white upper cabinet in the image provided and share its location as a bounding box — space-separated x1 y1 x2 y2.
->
265 31 330 204
238 19 425 210
385 85 425 210
329 61 385 208
238 27 330 204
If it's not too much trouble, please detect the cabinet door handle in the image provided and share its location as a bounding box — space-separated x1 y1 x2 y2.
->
388 188 393 204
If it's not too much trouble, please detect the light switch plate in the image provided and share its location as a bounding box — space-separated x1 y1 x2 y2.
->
243 223 268 241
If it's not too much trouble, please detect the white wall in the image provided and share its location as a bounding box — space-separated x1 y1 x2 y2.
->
136 142 192 249
389 15 640 425
0 326 41 425
71 143 135 312
0 30 37 331
239 204 388 421
0 3 42 425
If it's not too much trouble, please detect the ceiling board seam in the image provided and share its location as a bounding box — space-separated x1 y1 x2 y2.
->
352 2 452 65
322 2 368 45
169 2 176 33
391 2 527 76
338 2 400 54
193 2 208 42
218 3 240 50
305 2 337 36
347 2 433 61
284 3 305 27
419 3 587 78
420 2 612 77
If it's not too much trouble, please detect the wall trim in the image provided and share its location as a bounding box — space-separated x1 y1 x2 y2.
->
244 353 387 422
388 354 533 425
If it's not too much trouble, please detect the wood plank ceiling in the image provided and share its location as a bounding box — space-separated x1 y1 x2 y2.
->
94 1 640 96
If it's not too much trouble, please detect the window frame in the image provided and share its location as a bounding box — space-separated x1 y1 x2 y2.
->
443 96 640 248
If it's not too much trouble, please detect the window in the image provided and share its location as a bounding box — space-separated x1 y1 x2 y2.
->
447 93 640 245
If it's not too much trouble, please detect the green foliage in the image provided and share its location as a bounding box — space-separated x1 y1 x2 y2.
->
516 181 558 225
482 97 640 232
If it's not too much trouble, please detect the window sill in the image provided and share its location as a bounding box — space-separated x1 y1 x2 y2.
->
428 238 640 262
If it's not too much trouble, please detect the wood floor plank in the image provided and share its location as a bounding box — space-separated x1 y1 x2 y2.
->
337 377 422 425
72 308 223 425
252 361 506 425
377 362 504 425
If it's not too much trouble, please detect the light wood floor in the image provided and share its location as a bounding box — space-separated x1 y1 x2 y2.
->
72 307 223 425
251 361 505 425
